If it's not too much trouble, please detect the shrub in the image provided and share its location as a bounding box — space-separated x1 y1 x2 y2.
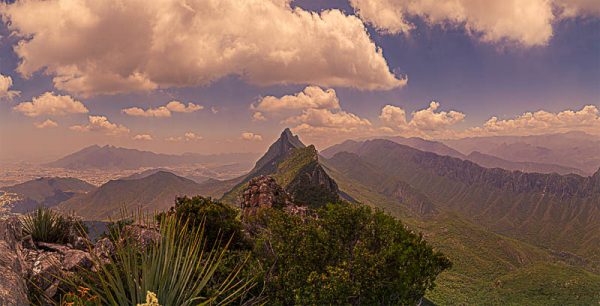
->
21 207 85 244
252 202 452 305
66 214 252 306
157 196 247 250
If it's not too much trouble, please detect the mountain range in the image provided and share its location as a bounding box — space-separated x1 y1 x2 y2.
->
320 138 600 304
56 171 205 219
327 136 590 176
0 177 95 213
6 129 600 303
46 144 259 170
443 131 600 175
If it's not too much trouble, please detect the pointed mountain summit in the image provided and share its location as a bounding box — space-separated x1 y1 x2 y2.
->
248 128 305 176
221 128 339 207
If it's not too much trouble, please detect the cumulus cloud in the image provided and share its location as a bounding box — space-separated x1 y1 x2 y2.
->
165 132 203 142
380 101 465 134
132 134 153 141
253 86 372 143
0 74 20 99
252 112 267 121
286 108 371 129
462 105 600 137
122 100 202 117
2 0 404 96
554 0 600 18
13 92 88 117
241 132 263 141
253 86 340 114
70 115 130 135
349 0 582 47
34 119 58 129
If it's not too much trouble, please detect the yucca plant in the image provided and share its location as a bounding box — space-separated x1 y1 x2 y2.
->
67 214 253 305
21 207 72 243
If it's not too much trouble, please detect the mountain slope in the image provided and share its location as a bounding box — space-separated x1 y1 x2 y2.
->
466 151 587 175
322 143 600 304
221 129 339 207
323 137 466 159
443 132 600 175
382 136 466 159
325 139 600 262
57 171 204 220
1 177 95 213
46 145 259 170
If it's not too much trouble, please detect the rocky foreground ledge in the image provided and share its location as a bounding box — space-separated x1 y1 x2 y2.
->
0 215 160 305
0 217 29 305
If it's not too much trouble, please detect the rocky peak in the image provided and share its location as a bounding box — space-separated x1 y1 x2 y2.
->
249 128 306 176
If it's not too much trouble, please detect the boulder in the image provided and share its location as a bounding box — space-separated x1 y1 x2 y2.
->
63 249 93 271
122 225 161 249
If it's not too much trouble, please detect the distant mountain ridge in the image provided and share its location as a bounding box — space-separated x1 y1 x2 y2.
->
1 177 95 213
466 151 587 176
57 171 204 220
324 136 588 176
46 144 259 170
443 132 600 175
324 139 600 262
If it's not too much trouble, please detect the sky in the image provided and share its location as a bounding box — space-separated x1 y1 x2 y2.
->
0 0 598 162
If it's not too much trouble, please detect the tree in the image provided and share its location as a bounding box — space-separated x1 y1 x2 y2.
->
158 195 247 250
252 202 451 305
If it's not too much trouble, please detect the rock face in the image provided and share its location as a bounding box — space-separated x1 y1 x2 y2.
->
241 176 292 218
0 217 29 305
284 148 340 208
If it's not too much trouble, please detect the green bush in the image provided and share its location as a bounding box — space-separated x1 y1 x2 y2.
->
157 196 247 250
252 202 452 305
21 207 84 244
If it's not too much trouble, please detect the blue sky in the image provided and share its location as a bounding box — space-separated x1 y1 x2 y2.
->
0 0 598 161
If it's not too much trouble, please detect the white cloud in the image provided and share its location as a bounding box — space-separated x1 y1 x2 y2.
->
2 0 404 97
253 86 340 114
132 134 153 141
255 86 372 144
241 132 263 141
13 92 89 117
34 119 58 129
379 105 408 129
350 0 559 47
122 100 202 117
554 0 600 18
165 132 203 142
380 101 465 134
210 106 219 114
409 101 465 131
165 101 203 113
0 74 20 99
285 108 372 129
252 112 267 121
70 115 129 135
462 105 600 137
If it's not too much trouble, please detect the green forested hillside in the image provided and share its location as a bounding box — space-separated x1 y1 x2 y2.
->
323 140 600 304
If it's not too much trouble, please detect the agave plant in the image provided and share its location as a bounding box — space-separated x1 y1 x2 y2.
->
21 207 72 243
69 215 253 306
